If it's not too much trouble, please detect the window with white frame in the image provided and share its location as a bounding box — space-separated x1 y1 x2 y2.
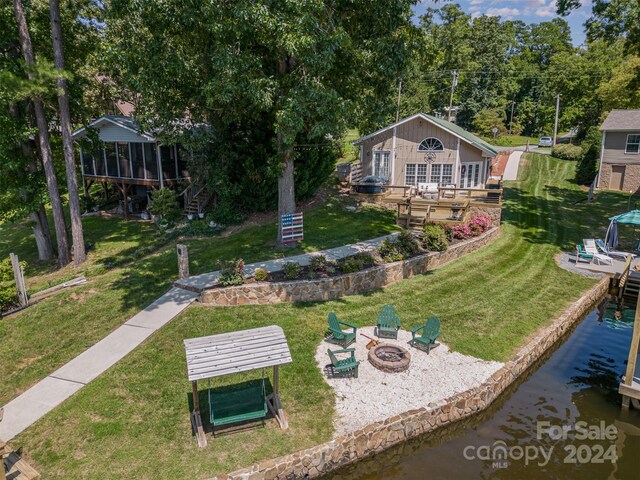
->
404 163 428 186
626 134 640 154
418 137 444 152
373 151 391 181
430 163 453 185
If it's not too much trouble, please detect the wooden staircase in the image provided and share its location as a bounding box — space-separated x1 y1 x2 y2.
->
623 271 640 305
181 183 212 216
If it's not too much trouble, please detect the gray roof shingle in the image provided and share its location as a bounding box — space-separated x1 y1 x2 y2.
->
600 110 640 131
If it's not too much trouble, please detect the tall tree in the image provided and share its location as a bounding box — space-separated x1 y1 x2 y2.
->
12 0 70 266
49 0 86 265
105 0 416 244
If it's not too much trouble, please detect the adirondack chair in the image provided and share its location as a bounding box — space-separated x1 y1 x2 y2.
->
376 304 401 339
327 312 357 347
411 316 441 353
327 348 359 378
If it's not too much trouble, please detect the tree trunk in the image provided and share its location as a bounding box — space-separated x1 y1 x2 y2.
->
49 0 86 265
13 0 70 267
8 102 55 261
276 58 296 245
277 143 296 244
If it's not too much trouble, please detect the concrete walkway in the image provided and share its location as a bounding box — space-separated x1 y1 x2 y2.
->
0 287 198 441
174 233 398 292
502 151 523 181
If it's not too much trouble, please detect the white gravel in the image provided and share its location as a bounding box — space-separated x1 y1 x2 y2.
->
315 326 503 437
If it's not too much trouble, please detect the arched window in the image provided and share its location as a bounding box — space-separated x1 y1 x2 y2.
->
418 137 444 152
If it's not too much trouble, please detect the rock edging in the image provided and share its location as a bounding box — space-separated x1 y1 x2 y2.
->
200 227 501 306
211 276 608 480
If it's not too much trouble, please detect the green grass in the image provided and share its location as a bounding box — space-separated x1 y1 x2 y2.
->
479 134 540 147
13 154 631 479
0 197 399 406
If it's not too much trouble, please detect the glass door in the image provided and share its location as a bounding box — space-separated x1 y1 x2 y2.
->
460 162 481 188
373 151 390 183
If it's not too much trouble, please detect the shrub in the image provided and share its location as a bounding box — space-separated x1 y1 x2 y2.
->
551 144 583 161
467 215 492 236
396 230 421 255
254 268 269 282
576 127 601 185
217 259 245 286
338 252 373 273
451 224 472 240
148 189 181 223
422 224 448 251
378 239 407 262
283 262 302 280
309 255 328 271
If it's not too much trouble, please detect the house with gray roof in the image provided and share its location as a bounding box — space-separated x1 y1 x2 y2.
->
597 110 640 191
352 113 498 189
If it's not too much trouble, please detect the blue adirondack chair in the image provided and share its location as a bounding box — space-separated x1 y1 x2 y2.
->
327 312 357 347
411 316 441 353
376 304 401 339
327 348 359 378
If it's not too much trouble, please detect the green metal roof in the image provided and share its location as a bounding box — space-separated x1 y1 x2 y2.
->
423 114 498 157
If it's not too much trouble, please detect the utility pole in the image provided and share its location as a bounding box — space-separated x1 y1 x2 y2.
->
509 101 516 135
553 94 561 146
447 70 458 122
395 81 402 123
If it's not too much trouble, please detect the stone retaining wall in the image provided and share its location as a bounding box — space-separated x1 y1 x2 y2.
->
200 227 501 306
212 276 608 480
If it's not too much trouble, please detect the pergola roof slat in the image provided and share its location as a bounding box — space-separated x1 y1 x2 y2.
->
184 325 292 382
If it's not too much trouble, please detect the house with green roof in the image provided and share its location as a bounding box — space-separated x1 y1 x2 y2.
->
353 113 498 189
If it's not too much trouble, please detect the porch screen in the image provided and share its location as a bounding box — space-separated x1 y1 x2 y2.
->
177 145 189 178
105 143 118 177
117 143 131 178
144 143 158 180
130 143 145 179
95 148 105 176
404 164 427 186
430 164 453 185
81 148 96 176
160 145 177 180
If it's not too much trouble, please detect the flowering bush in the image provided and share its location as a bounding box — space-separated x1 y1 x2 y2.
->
452 224 471 239
451 215 491 240
217 259 245 286
468 215 491 236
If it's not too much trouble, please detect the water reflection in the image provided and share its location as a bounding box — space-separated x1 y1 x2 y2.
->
326 310 640 480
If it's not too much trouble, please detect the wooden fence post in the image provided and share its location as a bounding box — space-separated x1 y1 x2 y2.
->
9 253 28 307
177 244 189 279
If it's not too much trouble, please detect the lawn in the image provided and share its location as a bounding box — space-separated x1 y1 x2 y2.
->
0 196 399 407
13 153 631 479
478 134 540 147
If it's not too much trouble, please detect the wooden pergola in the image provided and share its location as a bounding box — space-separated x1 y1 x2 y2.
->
184 326 292 447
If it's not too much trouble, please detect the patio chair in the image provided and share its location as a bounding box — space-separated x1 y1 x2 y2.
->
576 244 594 263
410 316 441 353
583 238 599 256
376 304 401 339
326 312 357 348
595 239 633 261
442 184 457 199
327 348 359 378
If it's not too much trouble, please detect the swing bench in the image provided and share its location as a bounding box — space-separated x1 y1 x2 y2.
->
208 372 268 427
184 325 293 447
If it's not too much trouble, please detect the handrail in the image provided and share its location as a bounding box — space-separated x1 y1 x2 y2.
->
617 254 634 303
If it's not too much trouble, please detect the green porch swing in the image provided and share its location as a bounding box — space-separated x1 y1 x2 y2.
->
207 369 268 427
184 325 293 447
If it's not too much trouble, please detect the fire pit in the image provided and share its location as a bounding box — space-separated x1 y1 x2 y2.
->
368 344 411 373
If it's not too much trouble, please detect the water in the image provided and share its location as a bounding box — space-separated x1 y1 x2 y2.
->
326 308 640 480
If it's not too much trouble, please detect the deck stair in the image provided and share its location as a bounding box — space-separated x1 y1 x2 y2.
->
623 271 640 304
182 183 212 216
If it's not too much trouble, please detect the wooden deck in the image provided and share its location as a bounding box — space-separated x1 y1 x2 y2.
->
1 443 39 480
619 354 640 408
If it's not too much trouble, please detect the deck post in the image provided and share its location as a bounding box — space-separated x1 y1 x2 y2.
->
620 294 640 410
191 380 207 447
0 440 6 480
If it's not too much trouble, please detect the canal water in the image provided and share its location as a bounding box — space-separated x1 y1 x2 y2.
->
326 307 640 480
